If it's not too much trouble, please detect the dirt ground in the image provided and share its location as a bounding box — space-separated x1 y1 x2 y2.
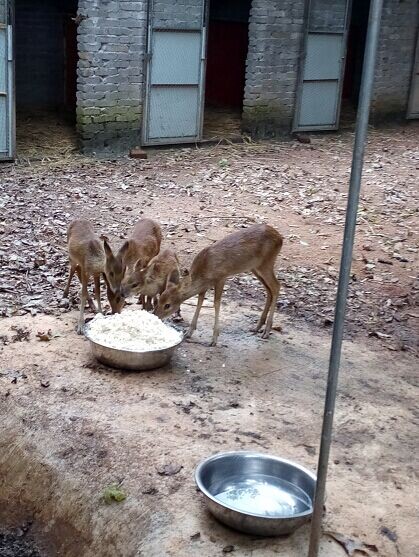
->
1 122 418 351
1 306 417 556
0 124 418 556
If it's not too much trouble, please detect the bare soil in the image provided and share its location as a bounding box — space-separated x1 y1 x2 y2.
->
0 306 417 556
0 124 418 556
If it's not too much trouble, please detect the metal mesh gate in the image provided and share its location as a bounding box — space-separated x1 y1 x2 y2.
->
293 0 352 131
142 0 207 145
407 32 419 119
0 0 14 160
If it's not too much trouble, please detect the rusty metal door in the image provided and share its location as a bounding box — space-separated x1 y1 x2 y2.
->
407 31 419 119
142 0 207 145
293 0 352 131
0 0 14 160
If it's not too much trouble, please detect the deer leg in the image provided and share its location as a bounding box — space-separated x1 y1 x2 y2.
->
94 274 102 314
63 264 76 298
210 280 225 347
77 272 89 334
76 267 96 312
255 264 279 339
186 291 206 339
252 269 272 332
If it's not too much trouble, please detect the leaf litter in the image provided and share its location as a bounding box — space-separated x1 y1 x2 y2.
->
0 123 418 353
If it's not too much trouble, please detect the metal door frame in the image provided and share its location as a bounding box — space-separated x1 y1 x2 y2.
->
293 0 353 132
141 0 207 146
407 26 419 119
0 0 15 160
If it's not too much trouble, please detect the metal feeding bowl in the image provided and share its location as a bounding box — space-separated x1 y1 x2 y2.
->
84 327 184 371
195 451 316 536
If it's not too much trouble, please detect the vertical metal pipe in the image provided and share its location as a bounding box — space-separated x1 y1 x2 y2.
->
308 1 384 556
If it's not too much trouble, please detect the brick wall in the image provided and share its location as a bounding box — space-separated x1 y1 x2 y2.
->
372 0 418 121
242 0 305 137
242 0 418 136
76 0 147 153
74 0 418 150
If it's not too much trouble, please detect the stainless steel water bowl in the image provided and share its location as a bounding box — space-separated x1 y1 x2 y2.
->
195 451 316 536
84 328 184 371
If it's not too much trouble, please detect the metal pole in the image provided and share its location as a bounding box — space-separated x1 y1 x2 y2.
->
308 1 384 556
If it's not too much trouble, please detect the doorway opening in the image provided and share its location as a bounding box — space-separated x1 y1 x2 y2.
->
15 0 78 159
203 0 251 141
341 0 370 125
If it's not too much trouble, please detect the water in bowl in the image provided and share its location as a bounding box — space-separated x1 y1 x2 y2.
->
214 474 312 517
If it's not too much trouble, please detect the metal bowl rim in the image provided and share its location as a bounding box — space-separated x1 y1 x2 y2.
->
195 450 317 521
84 325 185 355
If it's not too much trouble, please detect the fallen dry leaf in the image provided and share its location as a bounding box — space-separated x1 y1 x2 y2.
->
36 329 53 342
156 463 182 476
190 532 201 541
326 531 378 556
380 526 397 543
10 326 30 343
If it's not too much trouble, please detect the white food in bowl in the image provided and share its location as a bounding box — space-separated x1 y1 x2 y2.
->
86 309 182 351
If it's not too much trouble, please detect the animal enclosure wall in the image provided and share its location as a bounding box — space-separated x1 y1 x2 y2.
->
72 0 419 150
372 0 419 121
242 0 419 137
76 0 147 152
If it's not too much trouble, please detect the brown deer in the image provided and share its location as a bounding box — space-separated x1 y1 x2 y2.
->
63 219 105 334
154 224 283 346
121 249 180 308
102 218 162 311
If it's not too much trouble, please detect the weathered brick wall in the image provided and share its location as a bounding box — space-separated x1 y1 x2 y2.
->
242 0 305 137
152 0 203 29
76 0 147 153
243 0 418 137
308 0 348 31
372 0 418 121
75 0 418 150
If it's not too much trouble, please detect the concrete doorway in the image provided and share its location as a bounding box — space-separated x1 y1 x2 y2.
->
14 0 78 160
203 0 251 141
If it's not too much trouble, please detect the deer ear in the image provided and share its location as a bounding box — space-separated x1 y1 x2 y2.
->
166 268 180 288
134 258 144 271
152 262 161 275
119 240 130 258
103 238 113 258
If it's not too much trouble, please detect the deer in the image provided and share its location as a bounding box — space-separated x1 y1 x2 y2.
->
121 248 180 310
63 219 122 334
154 224 283 346
102 218 162 312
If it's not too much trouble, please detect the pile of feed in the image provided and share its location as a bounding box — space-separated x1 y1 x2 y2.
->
86 309 182 351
